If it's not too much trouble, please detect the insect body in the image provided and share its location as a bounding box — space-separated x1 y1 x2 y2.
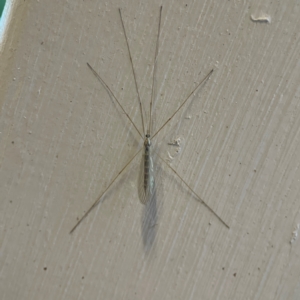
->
142 131 155 204
70 6 229 234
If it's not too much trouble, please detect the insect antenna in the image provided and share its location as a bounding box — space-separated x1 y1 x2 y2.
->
119 8 146 136
149 6 162 136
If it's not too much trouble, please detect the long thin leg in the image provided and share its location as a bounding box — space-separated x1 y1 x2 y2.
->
87 63 143 139
152 69 213 139
149 6 162 135
119 8 146 136
155 151 230 229
70 148 143 234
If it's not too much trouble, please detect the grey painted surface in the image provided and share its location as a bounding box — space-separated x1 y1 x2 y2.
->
1 0 300 299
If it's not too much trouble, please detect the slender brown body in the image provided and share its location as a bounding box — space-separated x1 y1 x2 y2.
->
142 132 155 204
144 134 151 191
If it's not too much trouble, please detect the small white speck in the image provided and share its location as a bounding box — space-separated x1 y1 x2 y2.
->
290 223 300 244
250 13 271 23
167 137 185 161
168 137 182 147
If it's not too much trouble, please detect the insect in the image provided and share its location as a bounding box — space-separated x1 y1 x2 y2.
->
70 6 229 234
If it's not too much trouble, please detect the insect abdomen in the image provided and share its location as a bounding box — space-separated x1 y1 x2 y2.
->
144 144 151 192
142 137 155 204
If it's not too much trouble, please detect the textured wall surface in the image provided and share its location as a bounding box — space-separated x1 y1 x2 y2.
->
1 1 300 299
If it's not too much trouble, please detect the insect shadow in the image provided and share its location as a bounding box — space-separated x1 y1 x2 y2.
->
70 7 229 243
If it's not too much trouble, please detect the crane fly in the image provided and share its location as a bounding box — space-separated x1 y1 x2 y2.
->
70 6 229 234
